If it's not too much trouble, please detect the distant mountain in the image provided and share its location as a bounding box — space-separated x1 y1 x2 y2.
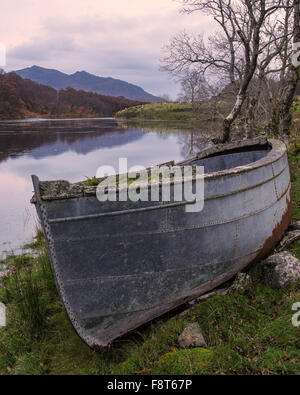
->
15 66 162 103
0 72 143 120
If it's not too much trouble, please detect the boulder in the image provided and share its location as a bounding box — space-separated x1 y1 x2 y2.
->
228 272 251 293
289 221 300 231
263 252 300 289
178 323 207 348
179 288 228 318
0 261 16 285
278 230 300 252
0 264 10 285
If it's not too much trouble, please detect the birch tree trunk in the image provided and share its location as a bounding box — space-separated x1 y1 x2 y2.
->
279 1 300 135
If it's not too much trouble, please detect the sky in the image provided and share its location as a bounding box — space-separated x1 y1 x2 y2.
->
0 0 212 99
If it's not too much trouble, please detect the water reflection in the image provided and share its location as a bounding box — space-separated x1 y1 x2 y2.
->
0 118 141 163
0 118 215 257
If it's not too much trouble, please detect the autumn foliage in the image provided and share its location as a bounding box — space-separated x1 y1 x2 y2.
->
0 72 143 120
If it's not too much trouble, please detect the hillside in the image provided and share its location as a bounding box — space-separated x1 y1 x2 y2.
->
15 66 162 103
0 73 143 120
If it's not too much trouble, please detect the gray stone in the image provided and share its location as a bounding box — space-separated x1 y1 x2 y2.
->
278 230 300 252
178 323 207 349
0 260 16 285
263 252 300 289
289 221 300 231
179 288 228 317
228 272 251 293
31 180 84 202
189 288 228 305
0 264 11 285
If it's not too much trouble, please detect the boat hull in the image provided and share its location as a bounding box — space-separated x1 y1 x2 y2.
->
31 139 292 348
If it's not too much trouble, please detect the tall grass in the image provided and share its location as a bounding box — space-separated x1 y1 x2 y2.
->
2 237 57 342
11 267 46 338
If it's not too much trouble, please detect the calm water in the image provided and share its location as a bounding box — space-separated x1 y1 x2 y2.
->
0 118 215 258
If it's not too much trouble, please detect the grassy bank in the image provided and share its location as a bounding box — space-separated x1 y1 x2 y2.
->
116 101 231 122
0 154 299 375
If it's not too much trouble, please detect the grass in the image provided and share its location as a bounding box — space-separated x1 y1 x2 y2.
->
83 176 100 187
116 98 300 143
0 151 299 375
116 102 195 121
116 101 230 122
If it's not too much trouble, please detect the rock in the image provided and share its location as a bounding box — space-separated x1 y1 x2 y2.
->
178 323 207 349
227 272 251 293
190 288 229 304
289 221 300 231
179 288 228 318
278 230 300 251
32 180 84 202
0 264 9 285
0 263 15 285
263 252 300 289
211 137 222 145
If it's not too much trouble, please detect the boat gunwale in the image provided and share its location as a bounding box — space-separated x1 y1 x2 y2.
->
47 161 289 223
33 138 286 202
178 138 286 181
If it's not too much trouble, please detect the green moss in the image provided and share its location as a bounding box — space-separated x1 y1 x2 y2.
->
108 317 188 375
185 267 300 374
153 348 213 375
82 173 154 190
111 357 139 375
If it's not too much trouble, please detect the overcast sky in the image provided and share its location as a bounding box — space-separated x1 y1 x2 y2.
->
1 0 211 99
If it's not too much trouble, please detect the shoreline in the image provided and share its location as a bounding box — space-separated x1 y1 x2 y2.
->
0 116 117 122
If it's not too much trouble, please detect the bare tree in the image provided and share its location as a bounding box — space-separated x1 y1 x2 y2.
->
177 69 209 107
239 0 300 138
279 0 300 134
159 93 172 102
238 1 293 137
161 0 293 142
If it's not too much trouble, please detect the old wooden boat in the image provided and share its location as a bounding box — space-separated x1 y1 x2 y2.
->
31 138 292 348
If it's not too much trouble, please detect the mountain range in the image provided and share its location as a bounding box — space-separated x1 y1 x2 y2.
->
15 66 162 102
